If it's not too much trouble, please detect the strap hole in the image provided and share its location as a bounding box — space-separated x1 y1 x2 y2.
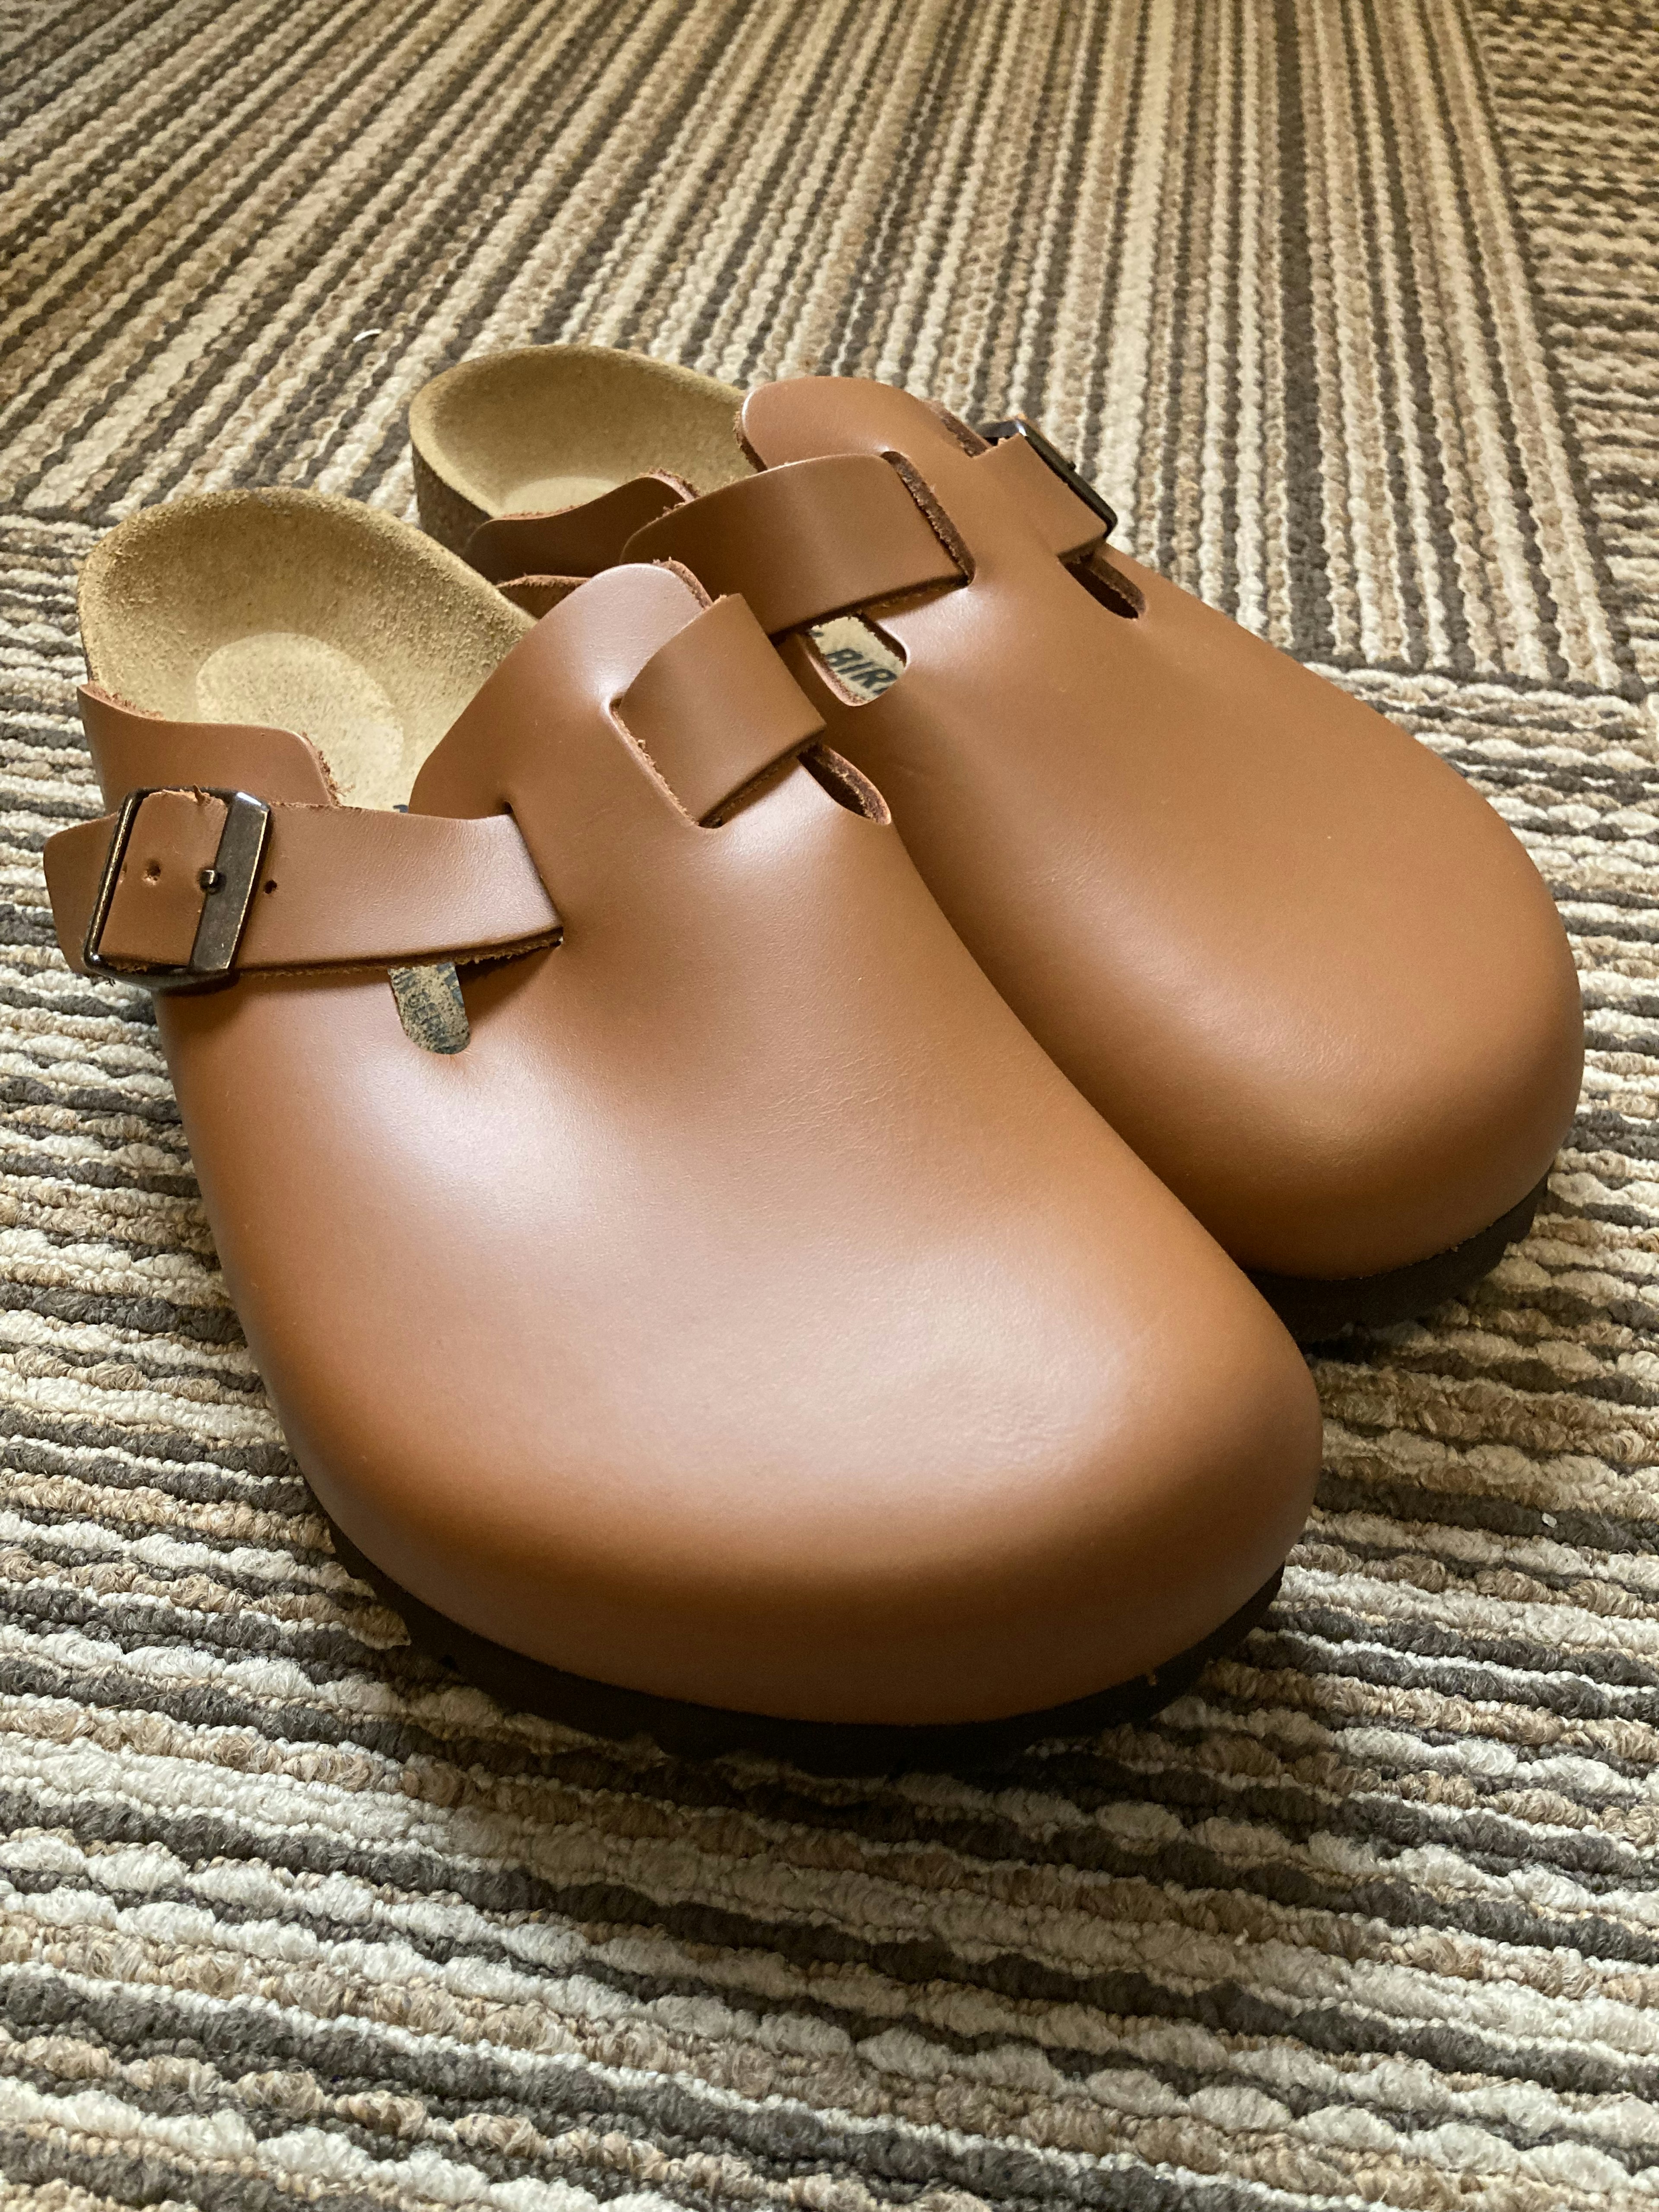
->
809 616 905 703
144 860 162 881
263 879 278 893
800 744 891 823
1068 546 1144 621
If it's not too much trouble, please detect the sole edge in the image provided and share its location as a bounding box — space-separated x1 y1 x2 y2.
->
325 1513 1283 1777
1251 1175 1547 1341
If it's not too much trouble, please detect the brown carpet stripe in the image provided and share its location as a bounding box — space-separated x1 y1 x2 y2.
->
2 3 1657 2208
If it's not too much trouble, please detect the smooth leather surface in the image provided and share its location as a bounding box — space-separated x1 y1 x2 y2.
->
625 378 1585 1281
613 591 824 822
973 431 1110 558
48 559 1323 1726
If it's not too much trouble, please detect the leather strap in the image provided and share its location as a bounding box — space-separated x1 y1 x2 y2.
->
614 593 823 823
623 440 1111 638
496 575 585 620
624 454 965 635
465 475 690 584
974 433 1109 560
45 791 559 979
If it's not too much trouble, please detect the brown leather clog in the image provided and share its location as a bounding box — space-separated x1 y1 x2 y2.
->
44 489 1322 1772
410 346 1585 1338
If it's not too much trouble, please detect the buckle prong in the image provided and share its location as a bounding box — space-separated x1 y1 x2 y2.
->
84 787 271 990
978 415 1118 538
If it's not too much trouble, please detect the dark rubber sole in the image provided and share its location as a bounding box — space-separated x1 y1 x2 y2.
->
1251 1176 1546 1343
327 1513 1282 1777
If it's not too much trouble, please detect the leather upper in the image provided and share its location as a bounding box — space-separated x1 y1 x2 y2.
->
620 379 1584 1282
45 561 1322 1726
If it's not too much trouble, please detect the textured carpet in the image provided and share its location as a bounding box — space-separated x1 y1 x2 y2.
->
3 2 1658 2208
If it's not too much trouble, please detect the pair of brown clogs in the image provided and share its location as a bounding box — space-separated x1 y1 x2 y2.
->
43 346 1582 1771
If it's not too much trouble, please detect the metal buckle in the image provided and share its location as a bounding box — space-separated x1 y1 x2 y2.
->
978 415 1118 538
83 787 272 990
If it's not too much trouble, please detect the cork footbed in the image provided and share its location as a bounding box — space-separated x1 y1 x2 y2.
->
78 489 532 811
408 344 751 523
410 345 906 699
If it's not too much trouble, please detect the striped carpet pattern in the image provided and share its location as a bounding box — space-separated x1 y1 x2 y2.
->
2 3 1656 2208
1472 0 1659 696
